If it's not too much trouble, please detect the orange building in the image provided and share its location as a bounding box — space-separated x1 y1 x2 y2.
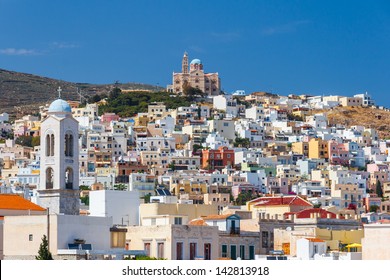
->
308 138 329 159
201 146 234 171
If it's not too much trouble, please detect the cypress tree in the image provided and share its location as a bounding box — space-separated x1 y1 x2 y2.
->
35 235 53 260
376 181 383 198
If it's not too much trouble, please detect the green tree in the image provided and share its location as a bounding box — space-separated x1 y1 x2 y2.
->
376 181 383 198
143 193 152 203
31 136 40 147
168 162 176 171
233 137 250 148
182 82 205 100
15 135 33 147
369 205 380 213
313 203 322 208
114 184 127 191
80 196 89 206
109 86 122 100
35 235 53 260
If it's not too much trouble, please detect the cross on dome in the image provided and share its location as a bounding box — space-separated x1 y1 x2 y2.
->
57 86 62 99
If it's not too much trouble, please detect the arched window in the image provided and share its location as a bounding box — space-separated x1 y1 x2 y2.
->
65 167 73 189
69 135 73 157
64 134 69 156
46 134 50 156
65 133 74 157
46 168 54 189
50 134 55 156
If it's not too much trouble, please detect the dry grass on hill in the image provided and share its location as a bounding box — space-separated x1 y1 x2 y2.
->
311 106 390 139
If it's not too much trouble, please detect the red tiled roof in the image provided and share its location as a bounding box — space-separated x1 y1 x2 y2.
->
0 194 46 211
250 196 312 207
295 208 336 219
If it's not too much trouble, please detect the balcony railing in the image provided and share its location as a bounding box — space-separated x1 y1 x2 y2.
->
230 227 240 235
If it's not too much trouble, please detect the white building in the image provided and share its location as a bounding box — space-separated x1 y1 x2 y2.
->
89 190 140 226
354 92 375 107
128 173 155 198
245 106 264 121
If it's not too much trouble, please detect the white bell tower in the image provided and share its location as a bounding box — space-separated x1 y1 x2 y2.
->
38 87 80 215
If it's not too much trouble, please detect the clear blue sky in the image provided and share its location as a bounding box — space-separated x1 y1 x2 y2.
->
1 0 390 106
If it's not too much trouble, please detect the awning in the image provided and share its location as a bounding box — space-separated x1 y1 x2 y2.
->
345 243 362 248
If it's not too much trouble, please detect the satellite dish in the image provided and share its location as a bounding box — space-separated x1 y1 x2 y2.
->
286 227 292 231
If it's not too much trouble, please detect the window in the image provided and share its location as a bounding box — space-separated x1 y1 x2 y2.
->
174 217 182 225
29 234 33 241
262 231 269 248
249 245 255 260
230 245 237 260
144 243 151 256
240 245 245 260
204 243 211 260
221 244 228 258
157 242 164 259
190 243 197 260
176 242 183 260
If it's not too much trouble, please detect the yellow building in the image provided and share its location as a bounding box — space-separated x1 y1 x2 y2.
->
274 226 363 257
308 138 328 159
133 113 149 127
292 141 309 157
311 169 331 187
170 180 208 203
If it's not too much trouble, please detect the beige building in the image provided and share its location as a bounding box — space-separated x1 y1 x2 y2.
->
340 96 363 107
168 52 221 96
246 195 313 218
362 221 390 259
3 214 116 260
259 212 362 256
126 216 219 260
139 203 218 225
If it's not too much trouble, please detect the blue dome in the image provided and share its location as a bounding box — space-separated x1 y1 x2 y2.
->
48 99 72 113
190 58 202 65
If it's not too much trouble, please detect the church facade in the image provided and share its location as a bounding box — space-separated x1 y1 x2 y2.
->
167 52 221 96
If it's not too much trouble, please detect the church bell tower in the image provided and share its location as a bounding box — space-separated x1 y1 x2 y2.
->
38 87 80 215
182 51 189 74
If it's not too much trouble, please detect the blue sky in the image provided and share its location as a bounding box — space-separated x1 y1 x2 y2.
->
1 0 390 106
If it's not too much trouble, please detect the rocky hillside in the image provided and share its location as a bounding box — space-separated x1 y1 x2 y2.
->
0 68 163 118
311 106 390 139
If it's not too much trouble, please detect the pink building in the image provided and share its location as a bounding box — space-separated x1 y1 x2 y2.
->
328 140 349 165
367 163 389 174
267 177 289 195
101 113 120 123
231 183 257 200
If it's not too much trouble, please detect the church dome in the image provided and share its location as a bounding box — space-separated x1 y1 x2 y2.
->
48 99 72 113
190 58 202 65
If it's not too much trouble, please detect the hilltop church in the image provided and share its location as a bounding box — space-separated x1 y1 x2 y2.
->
167 52 221 96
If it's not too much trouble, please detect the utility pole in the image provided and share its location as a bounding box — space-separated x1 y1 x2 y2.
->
47 207 50 252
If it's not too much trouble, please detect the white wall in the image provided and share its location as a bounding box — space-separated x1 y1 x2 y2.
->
89 190 140 226
56 215 112 251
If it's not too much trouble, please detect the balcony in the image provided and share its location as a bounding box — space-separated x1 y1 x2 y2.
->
229 227 240 235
